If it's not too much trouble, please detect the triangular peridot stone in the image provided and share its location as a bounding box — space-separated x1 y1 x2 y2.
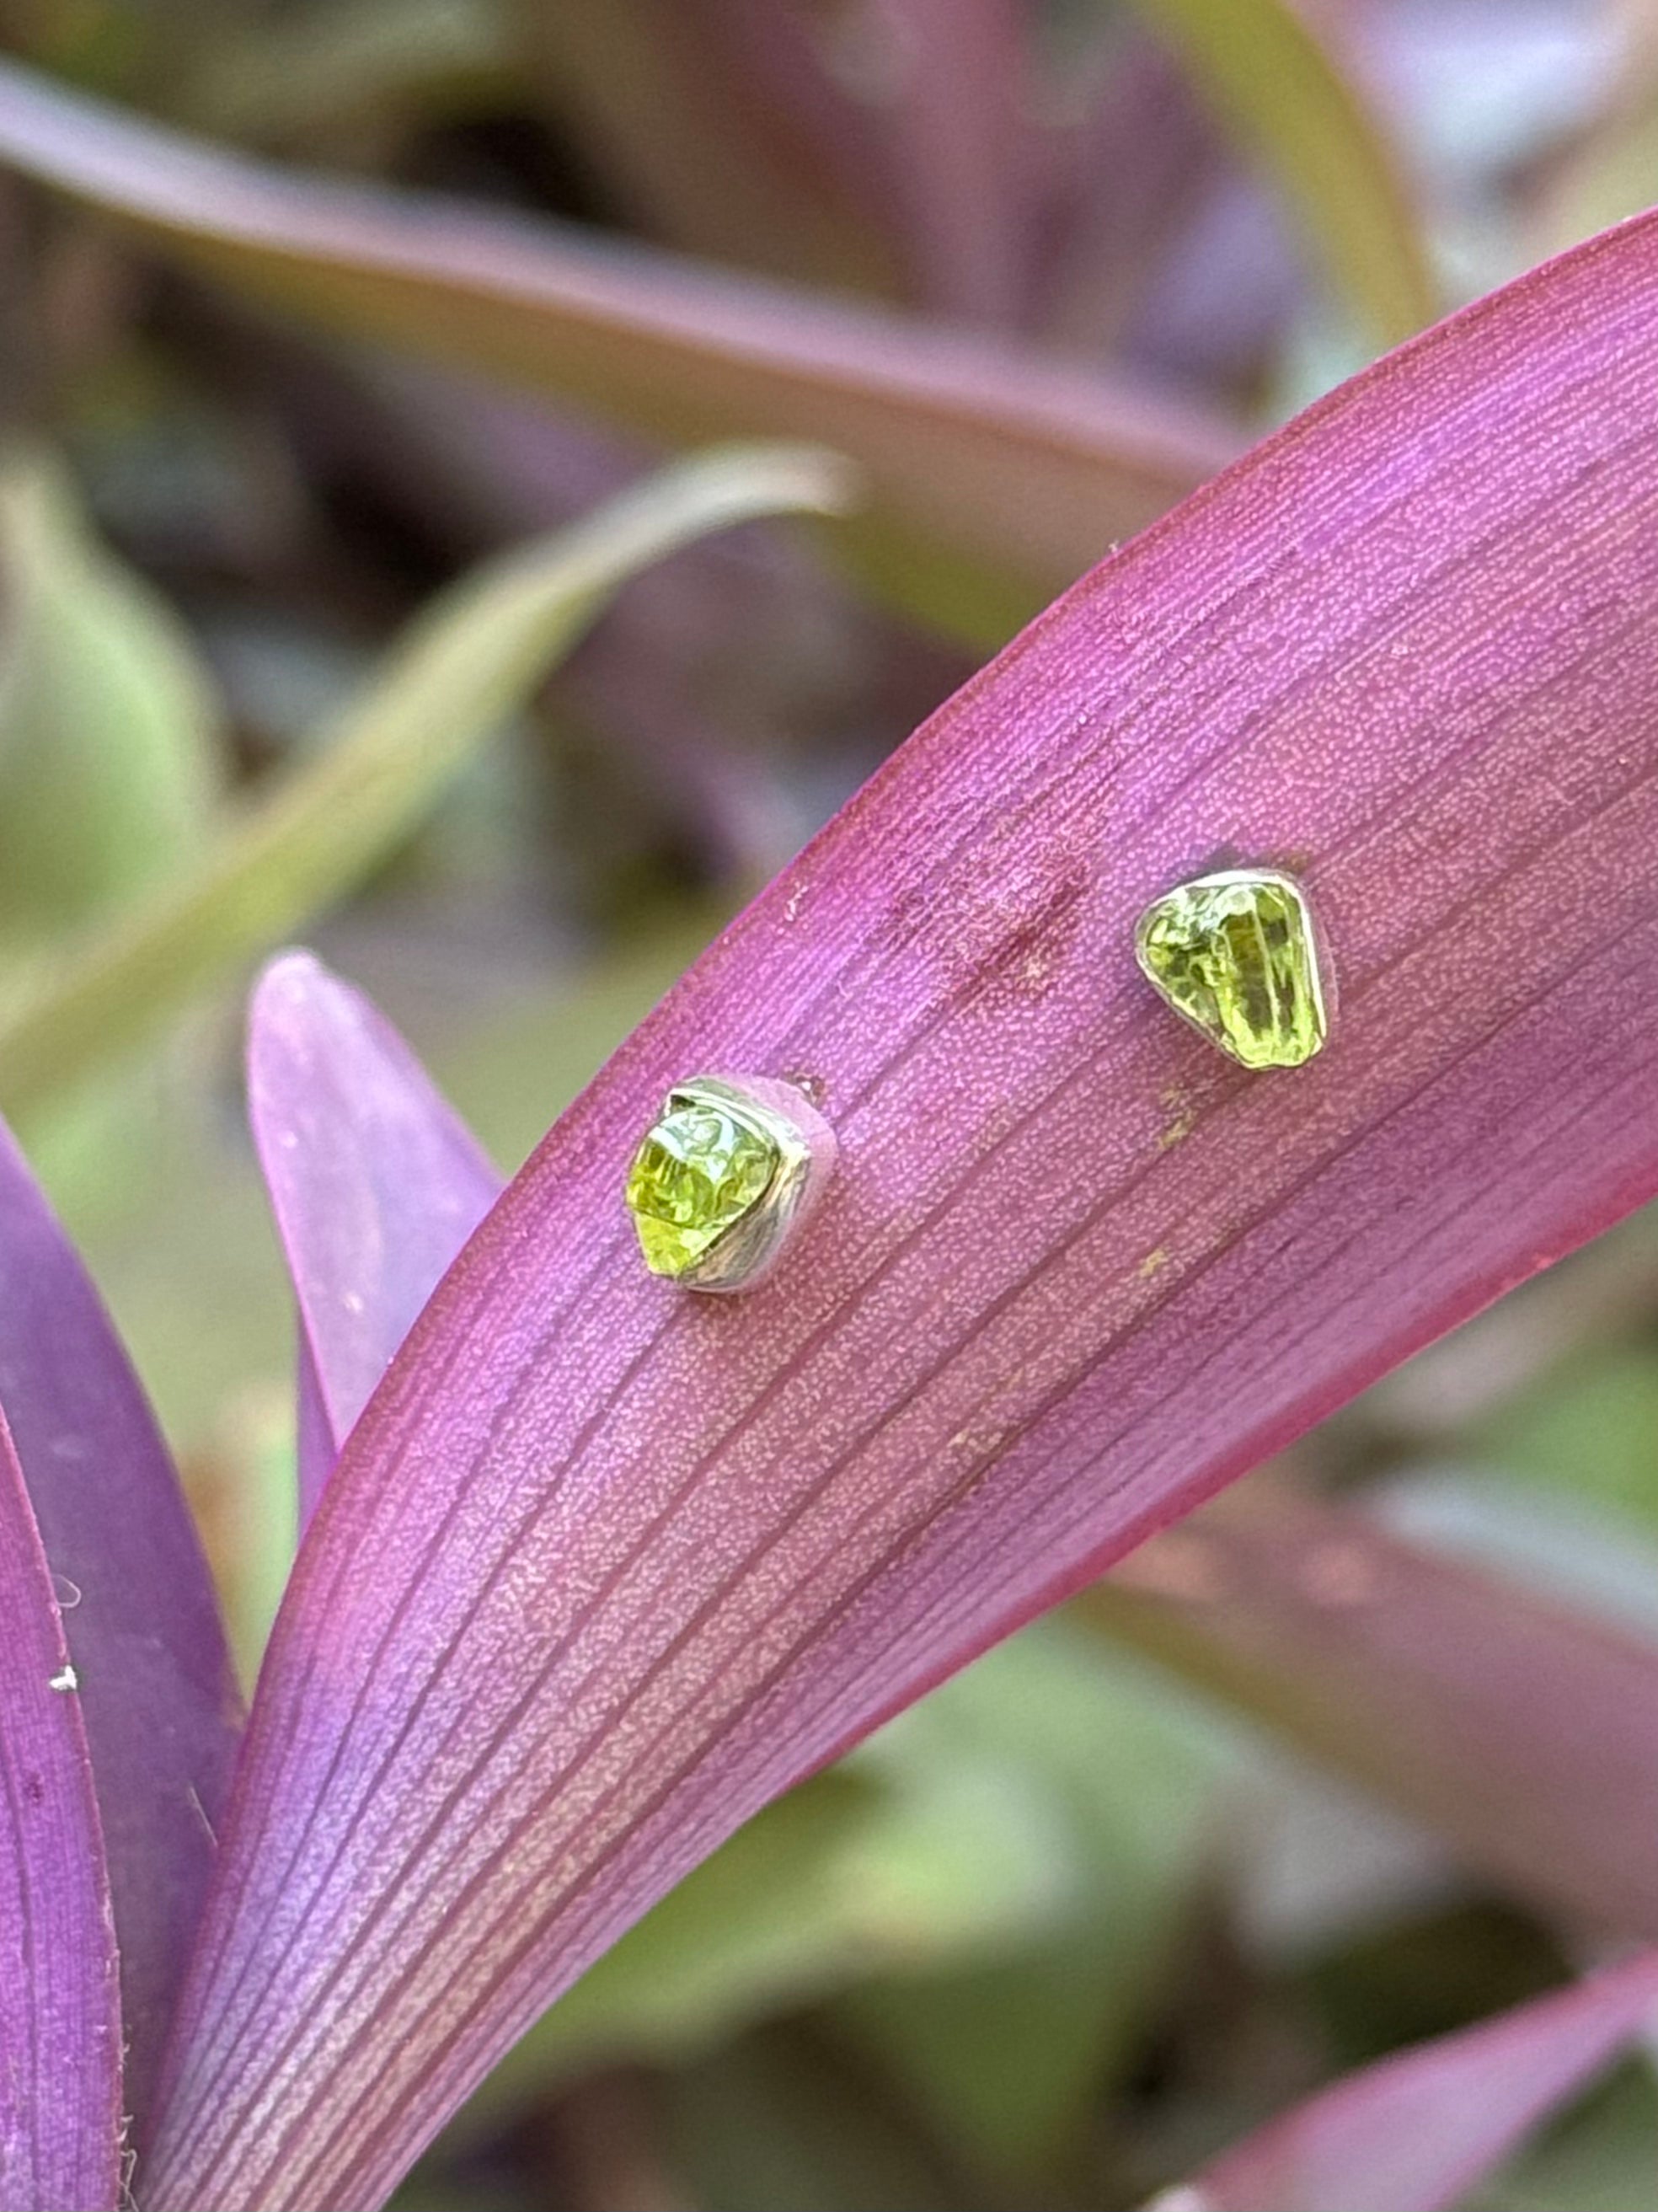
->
1135 868 1327 1070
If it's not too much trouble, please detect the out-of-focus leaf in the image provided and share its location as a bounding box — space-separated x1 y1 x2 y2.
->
1529 4 1658 266
1037 29 1232 367
1534 94 1658 260
1077 1478 1658 1936
0 446 227 1240
0 59 1239 638
1375 1467 1658 1649
1361 1208 1658 1442
359 356 921 881
866 0 1033 324
65 1079 293 1456
509 0 896 296
147 211 1658 2212
1286 1897 1570 2077
1125 0 1436 346
1471 2063 1658 2212
1155 1950 1658 2212
0 447 219 946
0 442 852 1121
184 0 508 145
665 2033 962 2212
677 0 990 308
832 1624 1233 2188
499 1773 986 2083
0 1414 122 2212
1466 1345 1658 1536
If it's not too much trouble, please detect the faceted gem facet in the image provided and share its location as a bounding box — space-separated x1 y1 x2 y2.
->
1135 868 1328 1069
625 1095 780 1277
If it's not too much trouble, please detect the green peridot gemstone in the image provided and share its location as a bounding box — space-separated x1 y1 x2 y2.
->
625 1096 780 1277
1136 869 1327 1070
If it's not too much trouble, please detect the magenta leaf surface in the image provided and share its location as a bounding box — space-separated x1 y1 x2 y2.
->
0 1122 239 2144
0 1411 121 2211
247 953 503 1514
146 211 1658 2209
1165 1948 1658 2212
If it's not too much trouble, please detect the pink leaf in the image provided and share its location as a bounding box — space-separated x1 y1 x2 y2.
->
1161 1948 1658 2212
147 212 1658 2209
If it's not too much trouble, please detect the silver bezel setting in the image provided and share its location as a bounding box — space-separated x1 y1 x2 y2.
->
634 1074 837 1294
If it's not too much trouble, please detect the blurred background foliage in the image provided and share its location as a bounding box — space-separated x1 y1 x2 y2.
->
0 2 1652 2205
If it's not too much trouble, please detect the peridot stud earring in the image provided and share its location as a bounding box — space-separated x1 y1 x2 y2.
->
1135 866 1329 1070
624 1074 837 1291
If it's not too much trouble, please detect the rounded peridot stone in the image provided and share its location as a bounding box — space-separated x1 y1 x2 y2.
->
625 1098 779 1278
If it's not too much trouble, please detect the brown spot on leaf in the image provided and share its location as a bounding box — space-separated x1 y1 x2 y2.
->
880 830 1093 1012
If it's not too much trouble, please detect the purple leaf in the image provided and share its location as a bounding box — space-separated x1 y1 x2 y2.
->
147 212 1658 2210
247 952 503 1514
1159 1948 1658 2212
0 1411 121 2212
0 1122 239 2145
1085 1480 1658 1934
